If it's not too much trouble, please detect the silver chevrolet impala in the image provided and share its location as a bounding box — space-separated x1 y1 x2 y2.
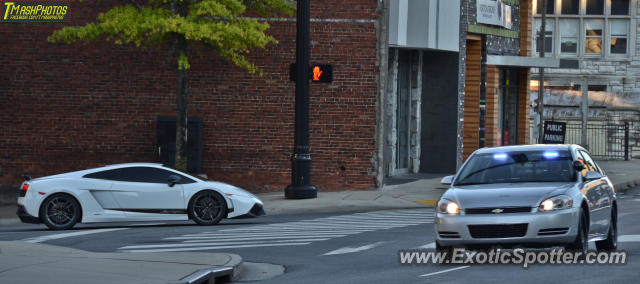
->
435 145 617 254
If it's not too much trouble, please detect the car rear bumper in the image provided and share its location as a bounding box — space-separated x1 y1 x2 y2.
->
16 205 41 224
435 207 580 247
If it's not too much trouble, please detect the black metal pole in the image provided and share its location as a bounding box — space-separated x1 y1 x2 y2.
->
625 122 630 161
286 0 317 199
538 0 547 143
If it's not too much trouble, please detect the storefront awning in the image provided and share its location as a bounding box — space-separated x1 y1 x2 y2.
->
486 55 580 69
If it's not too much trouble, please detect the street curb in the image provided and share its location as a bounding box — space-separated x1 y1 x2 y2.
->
170 254 243 284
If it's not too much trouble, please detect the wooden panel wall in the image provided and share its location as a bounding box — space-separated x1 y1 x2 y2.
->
520 0 532 57
485 66 500 147
464 39 482 160
518 69 531 144
519 0 532 144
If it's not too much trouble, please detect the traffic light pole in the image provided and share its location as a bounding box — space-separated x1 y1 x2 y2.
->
286 0 317 199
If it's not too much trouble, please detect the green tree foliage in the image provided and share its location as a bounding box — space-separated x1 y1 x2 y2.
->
48 0 293 73
48 0 293 171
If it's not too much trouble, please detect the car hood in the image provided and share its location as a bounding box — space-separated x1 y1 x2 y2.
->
443 182 576 209
203 181 260 200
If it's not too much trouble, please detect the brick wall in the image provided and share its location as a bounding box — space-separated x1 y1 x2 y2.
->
0 0 380 192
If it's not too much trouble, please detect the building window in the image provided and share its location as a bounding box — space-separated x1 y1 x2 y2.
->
586 0 604 15
611 0 630 15
535 0 555 15
585 19 604 55
610 20 629 55
535 19 554 55
533 0 632 57
561 0 579 15
559 19 579 55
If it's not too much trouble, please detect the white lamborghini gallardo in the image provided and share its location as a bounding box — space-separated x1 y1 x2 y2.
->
17 163 265 230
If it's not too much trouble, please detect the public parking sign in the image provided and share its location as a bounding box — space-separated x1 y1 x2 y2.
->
542 121 566 144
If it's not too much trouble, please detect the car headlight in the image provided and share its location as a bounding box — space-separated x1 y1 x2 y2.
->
538 195 573 211
437 199 460 215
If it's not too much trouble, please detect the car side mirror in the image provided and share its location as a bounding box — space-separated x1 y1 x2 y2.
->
573 161 585 172
168 175 181 187
584 171 603 182
440 175 454 185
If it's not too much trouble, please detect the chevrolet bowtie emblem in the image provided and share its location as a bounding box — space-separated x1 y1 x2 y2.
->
491 208 504 214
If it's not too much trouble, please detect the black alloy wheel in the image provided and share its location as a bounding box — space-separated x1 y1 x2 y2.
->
189 190 227 225
40 194 81 230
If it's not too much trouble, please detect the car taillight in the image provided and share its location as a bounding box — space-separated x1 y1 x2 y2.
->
21 184 29 191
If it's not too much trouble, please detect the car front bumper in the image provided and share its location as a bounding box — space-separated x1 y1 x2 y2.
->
16 205 41 224
233 203 266 219
435 207 580 247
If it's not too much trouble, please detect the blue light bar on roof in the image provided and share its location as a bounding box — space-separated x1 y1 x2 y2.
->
543 151 559 159
493 153 508 160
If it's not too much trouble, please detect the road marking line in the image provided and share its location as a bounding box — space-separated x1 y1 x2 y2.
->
218 228 377 233
180 235 349 242
618 235 640 242
417 242 435 249
414 200 438 206
323 242 386 256
301 220 426 226
174 231 368 239
320 216 433 222
357 212 434 216
419 266 470 277
23 228 127 243
317 217 433 223
119 238 331 250
121 242 310 253
181 231 371 237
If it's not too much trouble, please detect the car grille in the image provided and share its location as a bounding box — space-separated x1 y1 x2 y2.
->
468 224 528 238
438 231 461 239
465 207 532 214
538 227 570 236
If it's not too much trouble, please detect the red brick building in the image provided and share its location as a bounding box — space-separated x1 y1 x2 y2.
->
0 1 381 192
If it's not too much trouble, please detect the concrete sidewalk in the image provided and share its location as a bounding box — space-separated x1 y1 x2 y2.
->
0 241 242 284
260 176 447 215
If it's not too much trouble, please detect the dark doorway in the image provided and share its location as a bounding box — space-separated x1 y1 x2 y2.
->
396 50 412 173
157 116 203 174
499 69 520 146
420 50 459 173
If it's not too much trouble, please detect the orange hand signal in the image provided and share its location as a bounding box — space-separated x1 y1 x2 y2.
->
313 66 323 81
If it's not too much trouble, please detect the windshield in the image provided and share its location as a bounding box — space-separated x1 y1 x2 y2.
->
454 150 576 186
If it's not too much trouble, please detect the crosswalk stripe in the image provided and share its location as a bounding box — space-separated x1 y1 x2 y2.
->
120 238 331 250
121 242 311 253
183 230 373 237
221 223 419 231
309 217 433 223
119 209 435 253
417 242 435 249
179 235 350 242
323 242 386 256
24 228 127 243
167 232 362 240
618 235 640 242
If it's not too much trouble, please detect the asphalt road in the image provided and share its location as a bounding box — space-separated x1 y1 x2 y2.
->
2 188 640 283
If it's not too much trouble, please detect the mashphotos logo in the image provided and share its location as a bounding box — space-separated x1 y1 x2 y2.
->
1 1 70 22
